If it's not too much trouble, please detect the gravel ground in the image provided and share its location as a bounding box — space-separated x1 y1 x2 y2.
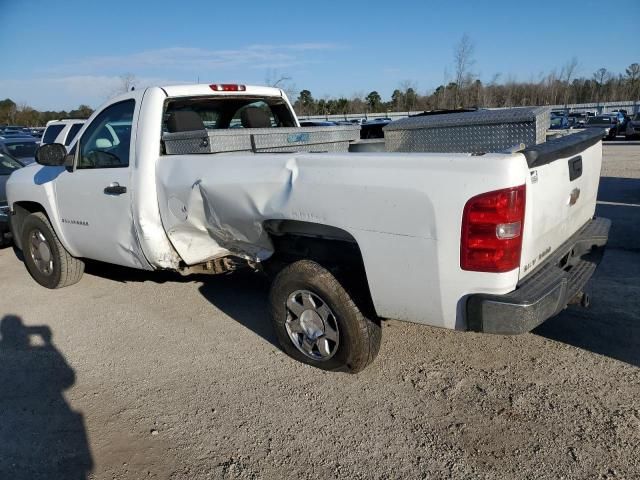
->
1 142 639 480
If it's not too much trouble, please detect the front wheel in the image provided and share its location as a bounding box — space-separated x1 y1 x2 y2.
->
269 260 381 373
21 212 84 289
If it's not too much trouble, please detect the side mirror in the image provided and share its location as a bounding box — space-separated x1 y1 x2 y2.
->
35 143 67 166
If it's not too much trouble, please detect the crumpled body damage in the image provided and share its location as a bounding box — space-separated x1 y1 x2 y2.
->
157 154 301 265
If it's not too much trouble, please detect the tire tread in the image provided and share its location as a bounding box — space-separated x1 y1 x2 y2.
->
270 259 381 373
23 212 84 289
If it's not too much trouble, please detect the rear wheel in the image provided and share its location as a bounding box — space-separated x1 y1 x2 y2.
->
269 259 381 373
21 212 84 289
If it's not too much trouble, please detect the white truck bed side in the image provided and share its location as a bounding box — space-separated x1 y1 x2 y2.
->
155 151 527 329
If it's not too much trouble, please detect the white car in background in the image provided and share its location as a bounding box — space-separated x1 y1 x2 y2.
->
41 119 86 149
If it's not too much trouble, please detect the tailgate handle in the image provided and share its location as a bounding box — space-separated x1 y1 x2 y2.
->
568 156 583 181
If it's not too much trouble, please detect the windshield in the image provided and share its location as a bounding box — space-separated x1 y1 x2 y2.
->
4 141 37 158
550 117 564 126
634 113 640 121
0 152 22 175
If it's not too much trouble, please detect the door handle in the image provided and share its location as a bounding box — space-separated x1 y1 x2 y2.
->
104 183 127 195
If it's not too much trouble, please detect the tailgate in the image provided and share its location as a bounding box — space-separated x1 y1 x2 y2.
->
519 129 604 280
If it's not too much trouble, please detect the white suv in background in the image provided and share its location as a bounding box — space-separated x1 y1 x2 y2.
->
41 119 86 148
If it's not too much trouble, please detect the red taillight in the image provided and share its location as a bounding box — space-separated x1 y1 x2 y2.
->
209 84 246 92
461 185 526 273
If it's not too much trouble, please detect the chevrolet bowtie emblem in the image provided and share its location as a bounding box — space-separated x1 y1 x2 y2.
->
569 188 581 206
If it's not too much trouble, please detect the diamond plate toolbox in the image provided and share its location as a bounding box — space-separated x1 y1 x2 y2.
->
383 107 550 153
163 125 360 155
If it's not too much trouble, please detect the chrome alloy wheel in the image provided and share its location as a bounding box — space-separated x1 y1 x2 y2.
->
285 290 340 361
29 229 54 276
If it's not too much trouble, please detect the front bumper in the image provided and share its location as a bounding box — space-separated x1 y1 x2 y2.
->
466 217 611 334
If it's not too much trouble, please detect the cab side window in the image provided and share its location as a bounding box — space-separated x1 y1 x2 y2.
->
78 100 134 169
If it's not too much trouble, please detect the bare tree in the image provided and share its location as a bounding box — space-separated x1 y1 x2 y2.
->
626 63 640 100
265 68 292 88
264 68 296 101
593 68 610 104
399 80 418 111
561 57 579 106
453 34 475 107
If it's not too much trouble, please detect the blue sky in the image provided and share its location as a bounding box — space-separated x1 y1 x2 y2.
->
1 0 638 110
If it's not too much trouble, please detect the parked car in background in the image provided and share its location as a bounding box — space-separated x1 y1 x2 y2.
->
625 112 640 139
610 111 628 133
29 127 45 139
586 115 619 139
0 129 34 138
0 137 38 164
298 120 338 127
41 119 86 148
568 112 589 128
550 115 570 130
360 118 391 139
0 152 24 246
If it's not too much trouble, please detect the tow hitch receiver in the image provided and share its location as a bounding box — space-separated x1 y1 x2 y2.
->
569 291 591 308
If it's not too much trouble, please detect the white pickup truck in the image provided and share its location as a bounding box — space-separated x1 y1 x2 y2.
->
6 84 610 372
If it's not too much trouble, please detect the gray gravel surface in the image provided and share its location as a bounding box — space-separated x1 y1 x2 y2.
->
1 143 639 479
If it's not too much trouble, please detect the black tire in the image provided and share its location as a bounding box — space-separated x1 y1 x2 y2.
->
21 212 84 289
269 259 381 373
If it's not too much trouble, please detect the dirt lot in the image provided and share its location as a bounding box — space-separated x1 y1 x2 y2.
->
1 142 639 480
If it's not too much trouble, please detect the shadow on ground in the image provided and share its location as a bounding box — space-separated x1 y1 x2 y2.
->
83 261 279 347
198 272 278 347
534 176 640 367
0 315 93 479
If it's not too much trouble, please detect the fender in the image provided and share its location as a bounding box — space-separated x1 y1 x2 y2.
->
7 165 79 256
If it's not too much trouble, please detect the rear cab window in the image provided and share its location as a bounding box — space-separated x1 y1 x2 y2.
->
162 96 296 133
42 124 65 144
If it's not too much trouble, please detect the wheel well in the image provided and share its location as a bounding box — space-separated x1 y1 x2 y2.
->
263 220 378 318
11 202 48 250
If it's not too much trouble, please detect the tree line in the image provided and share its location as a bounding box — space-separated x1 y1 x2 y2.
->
291 35 638 116
0 98 94 127
293 62 640 116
